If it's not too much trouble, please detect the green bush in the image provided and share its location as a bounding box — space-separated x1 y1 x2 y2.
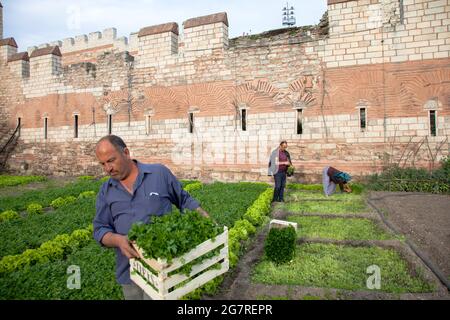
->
184 182 203 193
264 226 296 265
441 156 450 175
26 203 44 216
0 210 20 223
348 183 365 195
243 189 273 226
50 196 77 209
78 191 97 199
50 197 66 209
232 219 256 241
367 162 450 194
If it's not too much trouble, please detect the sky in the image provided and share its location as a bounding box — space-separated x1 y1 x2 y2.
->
2 0 327 52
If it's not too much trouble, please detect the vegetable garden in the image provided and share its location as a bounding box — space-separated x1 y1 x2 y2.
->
0 177 272 299
0 176 447 300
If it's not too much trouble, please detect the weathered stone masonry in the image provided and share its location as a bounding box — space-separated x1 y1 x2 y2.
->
0 0 449 182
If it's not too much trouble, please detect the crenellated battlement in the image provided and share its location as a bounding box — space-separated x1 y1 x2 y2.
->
1 2 449 98
25 12 230 68
7 51 29 78
0 37 18 62
27 28 129 56
137 22 179 66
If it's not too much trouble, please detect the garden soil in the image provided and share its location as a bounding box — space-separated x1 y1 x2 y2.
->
368 191 450 280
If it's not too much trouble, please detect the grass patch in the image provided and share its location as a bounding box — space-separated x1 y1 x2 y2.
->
0 241 122 300
287 183 365 195
288 216 398 241
287 191 363 202
189 182 269 227
0 175 47 188
287 184 323 191
0 179 103 212
252 243 434 294
0 197 96 259
284 200 368 214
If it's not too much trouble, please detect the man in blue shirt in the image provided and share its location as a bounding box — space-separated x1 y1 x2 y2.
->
93 135 210 300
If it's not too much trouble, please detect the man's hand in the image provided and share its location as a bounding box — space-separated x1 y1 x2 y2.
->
196 207 211 219
117 236 140 259
102 233 140 259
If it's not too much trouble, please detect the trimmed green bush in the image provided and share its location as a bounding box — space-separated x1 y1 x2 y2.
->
243 188 273 226
0 210 20 223
264 226 296 265
232 219 256 241
184 182 203 193
78 191 97 199
50 196 77 210
26 203 44 216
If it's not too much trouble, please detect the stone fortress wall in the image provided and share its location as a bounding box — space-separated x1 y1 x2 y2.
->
0 0 449 181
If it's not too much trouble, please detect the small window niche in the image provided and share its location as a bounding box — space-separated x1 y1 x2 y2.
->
17 117 22 136
189 113 194 134
359 107 367 132
74 114 79 139
241 109 247 132
107 114 113 135
429 110 437 137
296 109 303 135
44 117 48 140
144 109 155 136
424 98 440 137
145 115 152 135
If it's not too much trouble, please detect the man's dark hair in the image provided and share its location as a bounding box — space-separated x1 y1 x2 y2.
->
97 135 127 153
280 140 288 146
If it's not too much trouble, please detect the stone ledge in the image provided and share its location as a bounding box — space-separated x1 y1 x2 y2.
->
30 46 62 58
0 37 18 48
8 52 29 62
328 0 358 5
183 12 228 29
138 22 179 37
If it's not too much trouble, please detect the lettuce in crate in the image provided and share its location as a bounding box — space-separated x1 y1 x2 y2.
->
128 210 222 264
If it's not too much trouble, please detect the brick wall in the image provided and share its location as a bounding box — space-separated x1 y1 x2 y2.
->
1 1 449 181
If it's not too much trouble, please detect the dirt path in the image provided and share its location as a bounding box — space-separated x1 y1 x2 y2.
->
369 191 450 280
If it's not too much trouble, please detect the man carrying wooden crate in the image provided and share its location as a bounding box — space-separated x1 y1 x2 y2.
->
92 135 210 300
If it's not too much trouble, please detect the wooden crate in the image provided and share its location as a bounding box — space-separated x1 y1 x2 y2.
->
130 227 229 300
270 219 298 231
